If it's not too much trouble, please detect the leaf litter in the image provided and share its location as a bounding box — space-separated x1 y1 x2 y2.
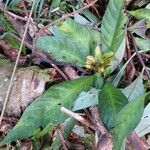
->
0 0 150 149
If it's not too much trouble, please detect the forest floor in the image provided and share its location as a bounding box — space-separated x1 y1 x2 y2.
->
0 0 150 149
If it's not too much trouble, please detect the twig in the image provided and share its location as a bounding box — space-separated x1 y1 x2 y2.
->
45 0 98 29
127 131 150 150
61 107 95 130
5 10 28 21
89 106 107 135
9 33 32 50
51 64 69 80
57 129 68 150
89 106 113 150
0 3 28 21
0 1 35 126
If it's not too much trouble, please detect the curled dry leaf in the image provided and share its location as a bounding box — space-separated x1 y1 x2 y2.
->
0 62 53 116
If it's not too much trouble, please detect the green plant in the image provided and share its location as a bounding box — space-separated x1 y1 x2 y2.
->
0 0 149 149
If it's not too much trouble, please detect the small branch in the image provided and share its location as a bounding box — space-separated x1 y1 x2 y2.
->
51 64 69 80
0 1 35 126
57 129 68 150
45 0 98 29
9 33 32 50
89 106 113 150
61 107 95 130
0 3 28 21
89 106 107 135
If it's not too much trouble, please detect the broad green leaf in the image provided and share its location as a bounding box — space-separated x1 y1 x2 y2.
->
36 36 85 66
57 18 94 56
0 76 94 145
135 37 150 50
99 82 128 129
122 76 144 101
101 0 127 52
129 8 150 23
72 88 99 111
37 18 101 66
113 93 148 150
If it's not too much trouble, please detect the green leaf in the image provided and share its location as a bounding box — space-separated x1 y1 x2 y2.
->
36 36 85 66
113 93 148 150
101 0 127 52
0 76 94 145
5 35 26 53
51 0 61 8
129 8 150 23
99 82 128 129
112 52 136 87
82 10 99 24
32 123 55 139
0 14 16 33
122 76 144 101
8 0 20 6
57 18 94 56
37 18 101 66
72 88 99 111
135 37 150 50
109 38 125 73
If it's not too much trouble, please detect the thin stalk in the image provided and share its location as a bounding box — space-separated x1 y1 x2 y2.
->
0 1 35 126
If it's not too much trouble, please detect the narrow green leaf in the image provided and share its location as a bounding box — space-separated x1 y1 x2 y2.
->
112 52 136 87
101 0 127 52
129 8 150 23
0 76 94 145
36 36 85 66
109 38 125 73
0 14 16 33
113 93 148 150
99 83 128 129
